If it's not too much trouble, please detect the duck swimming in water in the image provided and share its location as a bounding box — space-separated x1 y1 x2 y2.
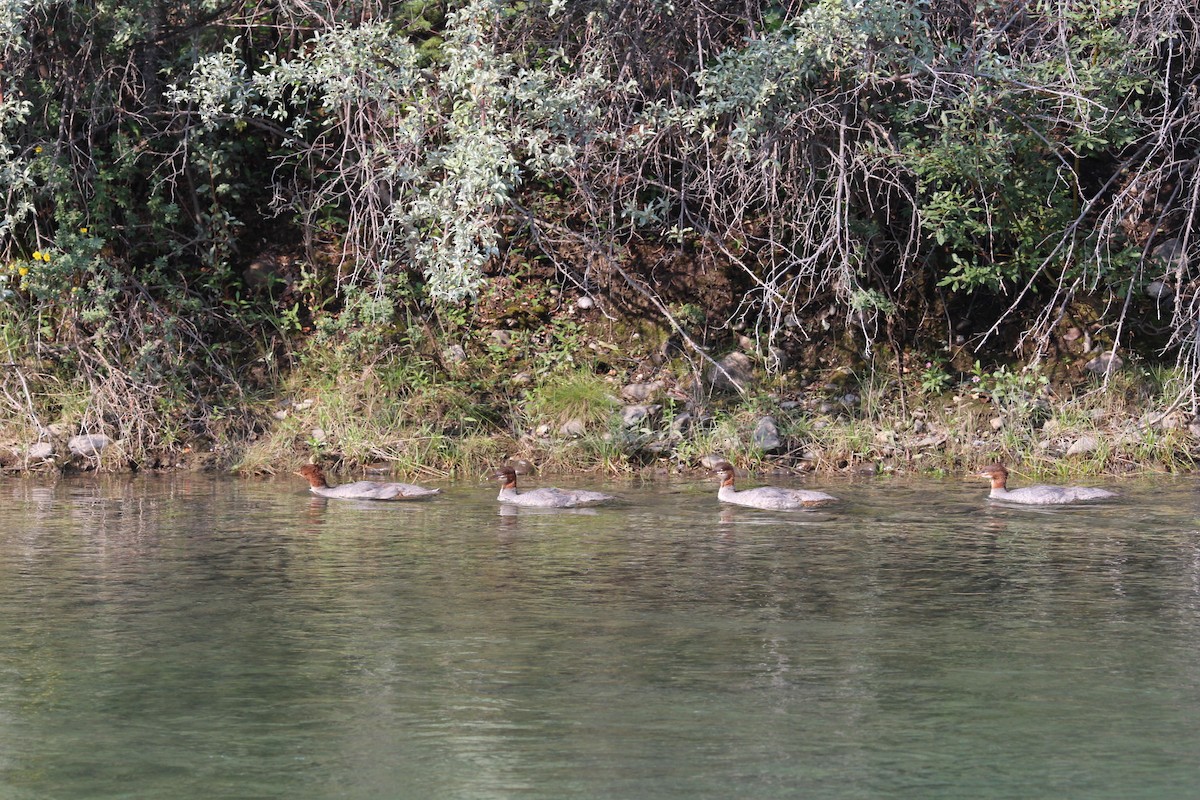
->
712 461 838 509
494 466 616 508
978 463 1115 505
295 463 441 501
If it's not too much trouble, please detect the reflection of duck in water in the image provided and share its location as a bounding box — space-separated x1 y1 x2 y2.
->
494 466 616 508
712 461 838 510
978 463 1115 505
295 464 441 501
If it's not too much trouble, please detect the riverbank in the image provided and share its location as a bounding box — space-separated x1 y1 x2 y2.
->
3 304 1196 481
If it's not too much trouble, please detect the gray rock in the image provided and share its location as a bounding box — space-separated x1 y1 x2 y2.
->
27 442 55 461
559 419 587 438
1085 352 1123 375
1152 238 1184 267
706 351 755 393
990 416 1005 431
576 295 595 310
699 454 727 470
669 412 693 434
444 344 467 363
622 404 660 427
620 381 662 403
1157 411 1189 431
1145 280 1172 301
752 416 782 452
68 434 111 457
1066 435 1098 456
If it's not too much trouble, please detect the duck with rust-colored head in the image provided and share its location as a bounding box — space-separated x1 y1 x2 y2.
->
712 461 837 510
295 463 441 501
493 466 616 508
978 463 1115 505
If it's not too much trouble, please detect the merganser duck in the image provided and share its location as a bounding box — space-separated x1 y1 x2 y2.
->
295 463 441 501
494 466 616 508
978 463 1115 505
712 461 837 509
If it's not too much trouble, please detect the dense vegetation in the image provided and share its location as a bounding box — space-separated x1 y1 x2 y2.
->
2 0 1199 475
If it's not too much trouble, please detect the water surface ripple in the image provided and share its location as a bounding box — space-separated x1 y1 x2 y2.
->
2 472 1199 799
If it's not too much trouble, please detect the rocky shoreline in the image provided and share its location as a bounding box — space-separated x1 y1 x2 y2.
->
4 343 1195 480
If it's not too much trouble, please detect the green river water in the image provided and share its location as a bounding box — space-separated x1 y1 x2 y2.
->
1 470 1198 799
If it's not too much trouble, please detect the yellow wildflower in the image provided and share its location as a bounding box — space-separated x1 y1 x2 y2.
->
32 250 41 260
80 227 88 234
41 253 50 262
34 146 42 154
18 267 28 277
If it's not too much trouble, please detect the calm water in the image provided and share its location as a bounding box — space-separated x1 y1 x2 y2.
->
1 470 1199 799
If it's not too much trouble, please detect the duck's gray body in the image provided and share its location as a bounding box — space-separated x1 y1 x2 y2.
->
712 460 838 510
494 466 616 508
979 463 1115 505
296 464 441 501
717 483 838 510
987 484 1115 505
311 480 441 501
